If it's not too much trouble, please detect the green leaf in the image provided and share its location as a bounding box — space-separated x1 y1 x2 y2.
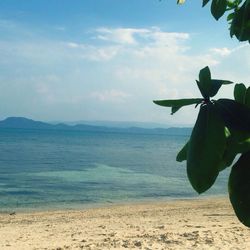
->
227 1 237 9
237 138 250 154
245 87 250 108
215 99 250 132
153 98 203 107
202 0 211 7
234 83 247 104
187 103 226 194
227 12 235 22
197 66 232 98
222 136 238 168
221 135 250 170
229 151 250 227
153 98 203 113
176 141 188 162
177 0 185 4
230 0 250 42
228 128 250 147
171 106 181 115
211 0 227 20
198 66 212 98
209 79 233 97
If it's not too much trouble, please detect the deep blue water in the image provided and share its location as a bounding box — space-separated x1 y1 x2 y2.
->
0 128 229 211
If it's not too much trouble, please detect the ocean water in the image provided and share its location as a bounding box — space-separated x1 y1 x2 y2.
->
0 128 229 211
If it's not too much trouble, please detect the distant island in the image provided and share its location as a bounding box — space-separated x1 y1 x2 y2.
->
0 117 192 136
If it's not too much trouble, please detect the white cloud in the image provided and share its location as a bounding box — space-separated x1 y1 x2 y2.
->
67 42 80 48
210 44 249 58
91 89 131 102
210 47 231 56
94 27 190 49
82 46 121 61
66 42 121 61
211 44 250 83
1 23 250 124
95 27 149 45
143 28 189 47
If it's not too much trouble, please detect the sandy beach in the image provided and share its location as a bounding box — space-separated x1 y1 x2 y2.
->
0 197 250 250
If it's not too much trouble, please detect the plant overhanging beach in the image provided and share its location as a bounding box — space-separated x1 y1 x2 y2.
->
154 0 250 227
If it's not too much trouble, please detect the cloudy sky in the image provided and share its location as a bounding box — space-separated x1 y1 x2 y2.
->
0 0 249 126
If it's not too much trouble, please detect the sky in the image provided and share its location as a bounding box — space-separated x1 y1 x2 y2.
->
0 0 250 126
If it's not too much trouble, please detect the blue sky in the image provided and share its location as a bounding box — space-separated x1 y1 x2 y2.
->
0 0 249 126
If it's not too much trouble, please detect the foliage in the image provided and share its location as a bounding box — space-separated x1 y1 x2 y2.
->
154 0 250 227
178 0 250 42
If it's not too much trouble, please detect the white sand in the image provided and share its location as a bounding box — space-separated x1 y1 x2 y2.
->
0 197 250 249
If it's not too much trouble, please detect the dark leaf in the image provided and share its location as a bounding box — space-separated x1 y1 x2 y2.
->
171 106 182 115
234 83 247 104
176 141 188 162
245 87 250 108
198 66 212 98
215 99 250 132
196 80 207 99
209 79 233 97
221 136 238 169
187 103 226 194
153 98 203 109
202 0 211 7
211 0 227 20
230 20 236 38
197 66 232 98
227 1 237 9
229 152 250 227
237 138 250 154
227 13 235 22
228 129 250 146
230 1 250 42
221 132 250 170
216 79 233 85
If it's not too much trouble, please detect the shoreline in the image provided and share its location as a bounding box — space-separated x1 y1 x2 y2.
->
0 194 227 214
1 196 250 249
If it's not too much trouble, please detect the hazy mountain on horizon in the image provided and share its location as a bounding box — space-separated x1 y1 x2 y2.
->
0 117 192 136
49 120 192 129
57 121 165 129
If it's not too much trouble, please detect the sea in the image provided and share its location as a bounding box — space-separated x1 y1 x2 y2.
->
0 128 230 212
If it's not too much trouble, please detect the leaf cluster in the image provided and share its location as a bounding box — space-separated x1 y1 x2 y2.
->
177 0 250 42
154 66 250 226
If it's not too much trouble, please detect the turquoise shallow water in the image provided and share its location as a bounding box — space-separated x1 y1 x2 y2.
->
0 128 229 211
